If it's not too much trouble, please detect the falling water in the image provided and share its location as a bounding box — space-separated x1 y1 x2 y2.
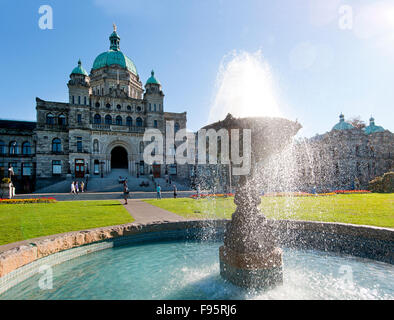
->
208 50 283 124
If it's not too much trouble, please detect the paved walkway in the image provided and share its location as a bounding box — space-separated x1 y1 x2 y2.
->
121 199 187 224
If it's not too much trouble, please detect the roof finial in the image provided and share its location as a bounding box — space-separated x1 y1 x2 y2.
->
78 59 81 66
113 23 117 32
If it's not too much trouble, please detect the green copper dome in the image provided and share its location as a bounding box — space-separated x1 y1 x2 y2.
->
332 114 355 131
146 70 160 85
364 117 385 135
71 60 88 76
92 51 138 75
92 26 138 76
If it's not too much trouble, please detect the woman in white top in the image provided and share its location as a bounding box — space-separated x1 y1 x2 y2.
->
71 181 75 194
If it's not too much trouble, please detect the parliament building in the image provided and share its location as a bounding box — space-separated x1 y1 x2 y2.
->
0 27 187 192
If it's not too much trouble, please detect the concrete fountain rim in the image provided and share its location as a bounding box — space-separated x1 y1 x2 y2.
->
1 219 392 273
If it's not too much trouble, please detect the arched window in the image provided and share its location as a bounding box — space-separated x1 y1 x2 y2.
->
154 120 158 128
93 139 99 153
0 140 5 154
126 117 132 127
105 115 112 125
58 114 66 126
106 103 111 109
136 106 141 112
136 117 143 127
94 114 101 124
174 122 180 132
22 142 31 155
95 102 100 108
127 105 131 111
117 104 122 110
46 113 55 125
52 138 61 153
9 141 18 155
116 116 122 126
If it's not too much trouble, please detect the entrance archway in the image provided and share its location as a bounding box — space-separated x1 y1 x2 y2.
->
111 146 128 169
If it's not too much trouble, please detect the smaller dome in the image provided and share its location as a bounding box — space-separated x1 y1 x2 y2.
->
71 60 88 76
146 70 160 85
364 116 385 135
332 113 354 131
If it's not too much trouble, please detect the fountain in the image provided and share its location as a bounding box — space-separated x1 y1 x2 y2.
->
204 113 302 289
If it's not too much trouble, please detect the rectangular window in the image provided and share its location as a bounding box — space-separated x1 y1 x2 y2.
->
77 114 82 123
22 163 32 176
78 96 81 105
72 96 75 104
84 96 87 105
154 120 158 128
77 137 83 153
52 160 62 175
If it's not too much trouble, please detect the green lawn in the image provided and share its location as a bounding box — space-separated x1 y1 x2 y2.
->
0 200 133 246
144 194 394 228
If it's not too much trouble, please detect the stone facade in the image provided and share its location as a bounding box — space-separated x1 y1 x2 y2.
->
294 115 394 191
0 27 189 192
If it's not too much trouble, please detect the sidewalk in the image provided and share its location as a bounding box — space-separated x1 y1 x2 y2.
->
121 199 186 224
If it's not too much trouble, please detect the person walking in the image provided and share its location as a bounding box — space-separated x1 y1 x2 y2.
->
75 181 79 195
71 181 75 194
81 181 85 193
156 184 161 200
173 184 177 199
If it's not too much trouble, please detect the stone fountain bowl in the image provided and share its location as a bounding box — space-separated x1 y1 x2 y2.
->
203 113 302 164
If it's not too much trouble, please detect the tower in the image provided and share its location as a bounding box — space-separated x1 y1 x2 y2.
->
68 59 91 106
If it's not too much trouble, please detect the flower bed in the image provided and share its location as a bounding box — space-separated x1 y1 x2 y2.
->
0 198 57 204
333 190 371 194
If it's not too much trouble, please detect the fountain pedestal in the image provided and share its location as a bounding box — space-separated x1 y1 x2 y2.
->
219 179 283 289
203 114 301 290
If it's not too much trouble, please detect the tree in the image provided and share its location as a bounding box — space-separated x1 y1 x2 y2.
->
348 116 366 129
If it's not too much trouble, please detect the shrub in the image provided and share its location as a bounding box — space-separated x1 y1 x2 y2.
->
1 178 10 184
369 171 394 193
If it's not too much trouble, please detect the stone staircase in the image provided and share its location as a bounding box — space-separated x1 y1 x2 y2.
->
34 169 191 194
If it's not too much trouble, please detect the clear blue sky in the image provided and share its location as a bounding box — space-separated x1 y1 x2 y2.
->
0 0 393 137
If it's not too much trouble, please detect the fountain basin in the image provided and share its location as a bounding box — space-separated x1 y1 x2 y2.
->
0 220 393 299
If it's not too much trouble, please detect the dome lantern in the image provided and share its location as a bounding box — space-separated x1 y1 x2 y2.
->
109 23 120 51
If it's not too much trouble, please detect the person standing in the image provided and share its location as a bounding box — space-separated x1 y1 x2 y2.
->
71 181 75 194
173 184 177 199
75 181 79 195
123 183 129 205
157 184 161 200
81 181 85 193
